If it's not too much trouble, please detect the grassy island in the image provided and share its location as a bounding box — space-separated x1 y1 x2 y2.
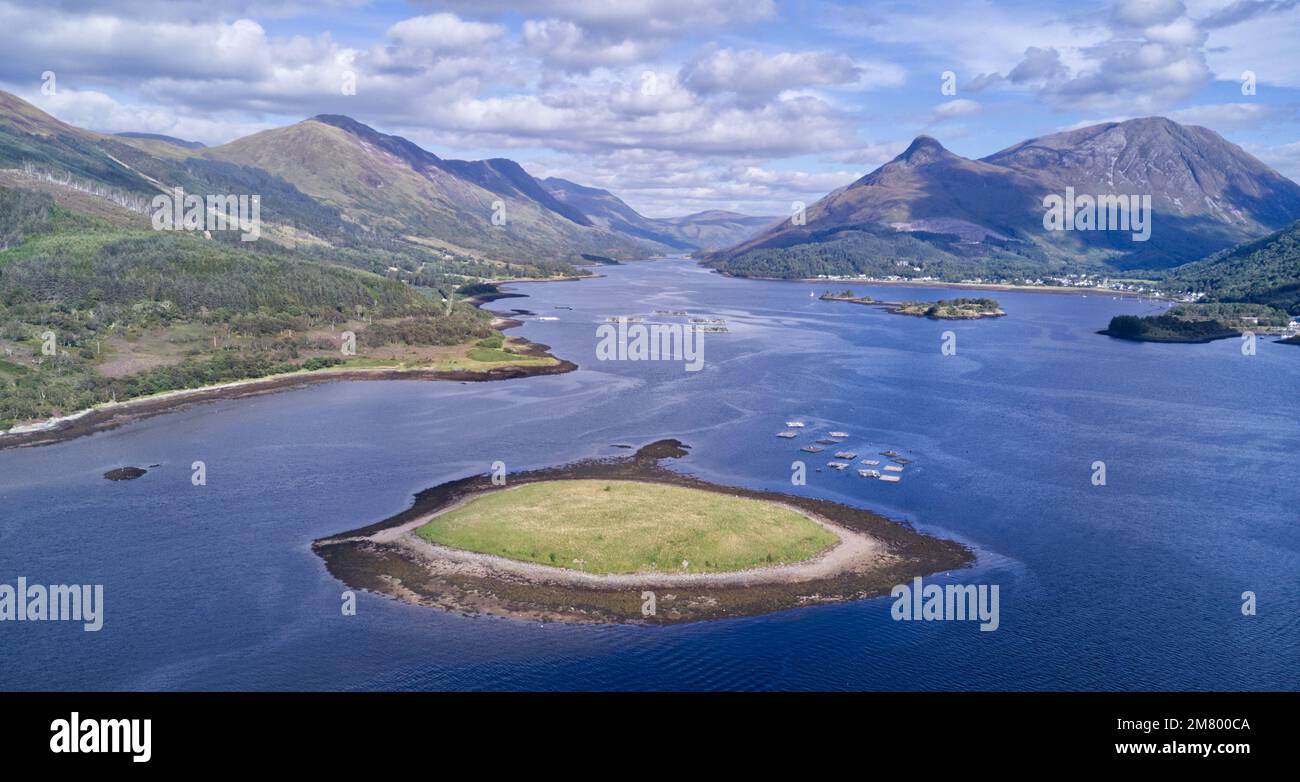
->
314 440 973 624
416 479 837 574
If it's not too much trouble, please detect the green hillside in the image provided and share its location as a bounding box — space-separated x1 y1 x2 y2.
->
1163 220 1300 315
0 90 590 281
202 117 649 264
0 187 512 427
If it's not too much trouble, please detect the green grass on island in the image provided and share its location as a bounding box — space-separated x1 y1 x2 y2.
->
414 479 839 574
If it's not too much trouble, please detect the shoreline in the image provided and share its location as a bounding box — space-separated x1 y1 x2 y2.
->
313 439 974 624
1095 327 1241 344
0 289 575 451
716 270 1168 300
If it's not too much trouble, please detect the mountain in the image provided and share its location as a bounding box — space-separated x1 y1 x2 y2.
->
0 91 657 265
541 177 776 251
542 177 693 250
0 95 566 430
731 135 1042 248
436 159 591 227
0 90 776 264
115 132 206 150
707 118 1300 279
201 115 647 263
985 117 1300 265
307 115 591 228
0 90 157 193
653 210 779 251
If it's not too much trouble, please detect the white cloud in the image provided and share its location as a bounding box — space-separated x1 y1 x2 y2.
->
1200 1 1300 87
933 98 982 119
1112 0 1188 27
3 0 1297 218
681 48 903 102
1246 139 1300 182
1166 102 1272 127
523 19 654 70
22 88 273 146
429 0 776 36
834 140 911 168
387 13 504 52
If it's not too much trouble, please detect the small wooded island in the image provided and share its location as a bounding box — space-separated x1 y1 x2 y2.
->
314 440 972 624
1101 314 1238 343
1100 303 1288 343
820 290 1005 319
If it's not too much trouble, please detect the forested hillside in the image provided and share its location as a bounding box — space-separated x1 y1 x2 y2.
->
0 188 512 427
1162 221 1300 315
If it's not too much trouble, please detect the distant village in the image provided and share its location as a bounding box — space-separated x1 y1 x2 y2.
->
812 272 1300 334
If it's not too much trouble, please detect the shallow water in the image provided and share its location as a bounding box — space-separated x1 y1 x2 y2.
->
1 258 1297 690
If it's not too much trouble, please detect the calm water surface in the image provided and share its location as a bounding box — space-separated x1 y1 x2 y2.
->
1 259 1297 690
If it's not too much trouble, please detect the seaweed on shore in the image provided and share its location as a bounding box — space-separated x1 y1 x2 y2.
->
313 439 972 625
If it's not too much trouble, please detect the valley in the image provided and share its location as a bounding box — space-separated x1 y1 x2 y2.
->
4 90 1299 432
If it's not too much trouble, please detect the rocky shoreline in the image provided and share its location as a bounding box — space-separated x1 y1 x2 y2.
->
0 292 573 450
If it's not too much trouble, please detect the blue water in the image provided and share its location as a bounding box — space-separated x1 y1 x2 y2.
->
1 258 1297 691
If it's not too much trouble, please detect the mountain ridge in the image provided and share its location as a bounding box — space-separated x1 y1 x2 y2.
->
541 176 776 251
709 116 1300 278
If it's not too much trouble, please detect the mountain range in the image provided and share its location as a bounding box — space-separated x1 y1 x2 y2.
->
3 87 1299 431
706 117 1300 280
2 89 1298 315
539 177 777 251
0 90 770 264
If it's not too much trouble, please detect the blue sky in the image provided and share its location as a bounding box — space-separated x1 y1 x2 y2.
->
5 0 1298 216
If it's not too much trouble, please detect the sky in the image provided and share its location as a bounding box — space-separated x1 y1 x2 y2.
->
4 0 1299 218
